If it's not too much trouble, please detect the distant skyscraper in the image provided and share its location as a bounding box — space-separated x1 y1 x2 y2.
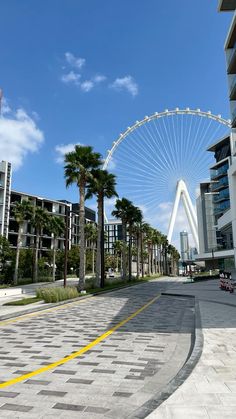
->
180 231 189 261
189 247 198 261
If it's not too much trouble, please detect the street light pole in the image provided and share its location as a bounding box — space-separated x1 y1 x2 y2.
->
100 191 105 288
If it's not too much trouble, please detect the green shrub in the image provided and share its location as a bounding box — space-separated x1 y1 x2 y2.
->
85 277 96 290
36 286 79 303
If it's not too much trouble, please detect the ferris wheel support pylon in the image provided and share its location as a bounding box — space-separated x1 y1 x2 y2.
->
167 180 199 251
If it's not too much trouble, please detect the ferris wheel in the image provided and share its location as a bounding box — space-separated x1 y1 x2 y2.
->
103 108 231 247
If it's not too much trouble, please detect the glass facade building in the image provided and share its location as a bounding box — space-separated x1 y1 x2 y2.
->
104 220 124 254
180 231 189 261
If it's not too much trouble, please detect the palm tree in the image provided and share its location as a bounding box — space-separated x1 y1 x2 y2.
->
84 223 97 276
127 205 143 281
152 229 162 275
86 169 118 287
141 223 153 276
161 234 169 275
167 244 180 276
139 221 149 278
112 198 133 280
64 145 102 290
113 240 123 273
47 216 65 281
12 200 33 285
32 206 49 283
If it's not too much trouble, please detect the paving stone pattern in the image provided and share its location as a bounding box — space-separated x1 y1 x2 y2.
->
147 281 236 419
0 280 194 418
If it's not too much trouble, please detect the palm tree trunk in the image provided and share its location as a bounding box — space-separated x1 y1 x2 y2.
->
151 246 154 275
128 234 132 281
158 246 161 274
14 227 22 285
155 245 158 274
96 196 102 287
92 246 95 276
52 237 56 282
33 232 40 283
160 246 163 274
141 233 144 278
122 221 127 280
148 244 151 276
136 233 140 280
79 182 85 290
116 255 119 272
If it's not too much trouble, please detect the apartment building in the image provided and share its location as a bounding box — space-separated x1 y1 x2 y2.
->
0 161 96 252
196 135 235 270
0 161 11 237
217 1 236 269
180 231 189 261
105 219 123 254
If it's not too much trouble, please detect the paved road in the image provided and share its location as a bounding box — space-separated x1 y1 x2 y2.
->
0 278 194 418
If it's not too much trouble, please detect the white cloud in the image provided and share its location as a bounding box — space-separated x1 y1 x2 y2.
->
55 143 83 164
93 75 106 83
1 98 11 115
80 80 94 92
61 53 138 96
0 107 44 170
110 75 138 97
65 52 85 69
61 71 81 86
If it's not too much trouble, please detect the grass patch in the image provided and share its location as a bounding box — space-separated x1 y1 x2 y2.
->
3 297 42 306
36 286 79 303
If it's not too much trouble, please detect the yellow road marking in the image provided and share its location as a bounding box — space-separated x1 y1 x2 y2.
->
0 295 93 327
0 294 160 389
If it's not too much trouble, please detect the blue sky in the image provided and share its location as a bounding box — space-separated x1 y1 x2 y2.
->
0 0 233 245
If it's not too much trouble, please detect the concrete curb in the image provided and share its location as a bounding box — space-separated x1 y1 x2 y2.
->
129 293 204 419
0 280 153 322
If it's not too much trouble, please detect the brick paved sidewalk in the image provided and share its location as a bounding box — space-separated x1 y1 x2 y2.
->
0 279 194 418
147 280 236 419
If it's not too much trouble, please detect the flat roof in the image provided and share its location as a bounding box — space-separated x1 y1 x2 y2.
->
207 134 230 152
105 219 122 225
218 0 236 11
11 189 70 205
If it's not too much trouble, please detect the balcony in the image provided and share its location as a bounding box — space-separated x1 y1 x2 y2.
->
211 177 229 191
228 48 236 74
214 199 230 215
232 107 236 128
230 75 236 100
218 0 236 11
213 189 230 203
211 164 229 180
